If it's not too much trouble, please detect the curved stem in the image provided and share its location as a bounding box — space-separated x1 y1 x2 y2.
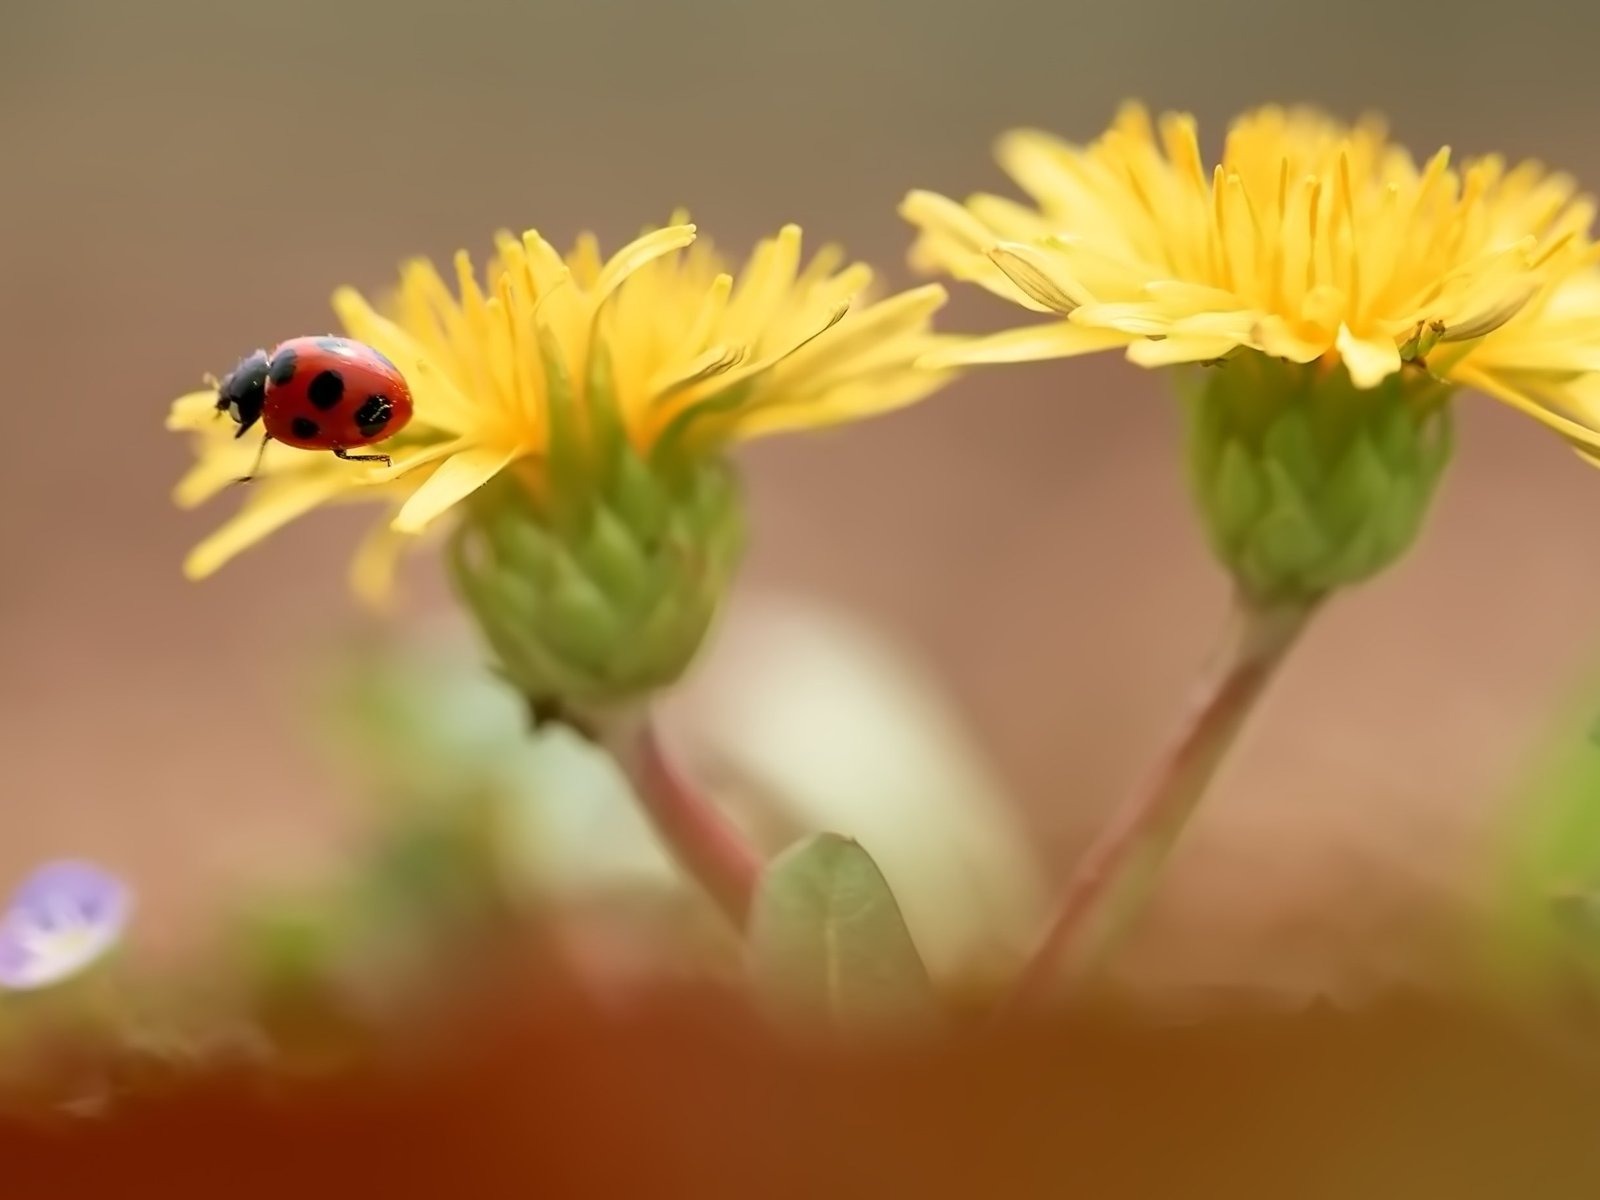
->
1006 596 1315 1012
599 713 764 928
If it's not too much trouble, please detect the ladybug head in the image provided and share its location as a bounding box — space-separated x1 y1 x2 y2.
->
215 349 270 438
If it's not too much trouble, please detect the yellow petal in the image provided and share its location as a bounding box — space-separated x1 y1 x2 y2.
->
988 243 1087 313
1167 310 1259 342
647 344 747 401
566 231 604 287
172 443 272 509
994 129 1087 210
349 519 414 611
717 301 850 392
592 224 697 309
1438 276 1542 343
1336 325 1403 388
793 243 848 296
661 302 855 446
1450 362 1600 452
679 273 735 356
778 285 947 379
521 230 574 297
183 474 347 580
390 444 518 534
919 322 1129 368
1070 303 1177 337
899 190 1001 256
726 225 805 339
791 262 873 321
903 192 1053 312
167 390 222 432
1253 315 1332 363
1300 285 1349 334
368 436 472 482
1142 281 1254 315
735 367 954 440
1125 336 1244 367
1039 235 1166 301
964 193 1059 244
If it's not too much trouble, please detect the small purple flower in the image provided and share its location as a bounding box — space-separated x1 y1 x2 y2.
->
0 861 132 991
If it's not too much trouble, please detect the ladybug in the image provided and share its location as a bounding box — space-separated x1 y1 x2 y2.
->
215 336 414 480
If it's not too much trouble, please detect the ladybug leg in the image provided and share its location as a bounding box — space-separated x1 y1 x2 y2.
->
233 434 272 485
333 448 392 467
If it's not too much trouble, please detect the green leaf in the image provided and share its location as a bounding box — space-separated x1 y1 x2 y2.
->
747 833 940 1032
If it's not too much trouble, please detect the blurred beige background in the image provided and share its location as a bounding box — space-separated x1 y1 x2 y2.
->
5 0 1600 990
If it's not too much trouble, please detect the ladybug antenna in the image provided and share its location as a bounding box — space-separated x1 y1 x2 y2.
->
202 372 229 423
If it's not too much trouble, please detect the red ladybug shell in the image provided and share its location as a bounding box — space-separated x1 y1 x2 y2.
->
261 336 414 451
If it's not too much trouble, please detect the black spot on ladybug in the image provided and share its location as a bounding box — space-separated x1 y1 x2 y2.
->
267 349 298 386
291 416 321 441
307 370 345 410
355 394 394 437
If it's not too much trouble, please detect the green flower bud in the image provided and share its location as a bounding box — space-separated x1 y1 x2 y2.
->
448 447 744 722
1182 352 1455 606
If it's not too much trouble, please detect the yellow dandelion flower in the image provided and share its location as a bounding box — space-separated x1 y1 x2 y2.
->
169 217 953 707
905 102 1600 411
904 103 1600 602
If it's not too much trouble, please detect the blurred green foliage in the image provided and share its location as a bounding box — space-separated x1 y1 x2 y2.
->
1493 666 1600 1008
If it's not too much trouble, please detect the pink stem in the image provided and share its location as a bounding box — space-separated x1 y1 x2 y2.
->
1006 598 1313 1012
607 716 764 927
